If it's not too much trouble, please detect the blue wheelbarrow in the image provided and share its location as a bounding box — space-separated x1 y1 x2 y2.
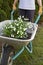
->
0 10 41 65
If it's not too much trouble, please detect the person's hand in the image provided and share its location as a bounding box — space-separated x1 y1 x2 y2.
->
13 4 17 10
38 6 42 15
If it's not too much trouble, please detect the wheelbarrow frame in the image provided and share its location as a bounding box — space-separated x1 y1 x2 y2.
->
0 10 41 65
11 10 41 60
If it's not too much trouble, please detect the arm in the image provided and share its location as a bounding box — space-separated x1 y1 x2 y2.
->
37 0 42 15
13 0 18 10
37 0 42 7
13 0 18 5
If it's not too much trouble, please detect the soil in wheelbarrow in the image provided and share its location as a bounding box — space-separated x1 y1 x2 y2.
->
19 33 32 40
2 33 32 40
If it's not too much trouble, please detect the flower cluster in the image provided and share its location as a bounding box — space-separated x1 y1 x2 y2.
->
3 16 33 39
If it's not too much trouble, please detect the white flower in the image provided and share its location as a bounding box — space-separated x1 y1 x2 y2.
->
17 31 19 34
29 24 33 29
27 22 31 26
16 23 19 26
22 16 24 18
20 31 23 35
21 19 23 22
13 27 16 31
23 28 27 31
20 36 22 38
18 16 21 20
20 26 22 29
27 22 33 29
10 25 13 28
14 20 17 22
11 34 14 37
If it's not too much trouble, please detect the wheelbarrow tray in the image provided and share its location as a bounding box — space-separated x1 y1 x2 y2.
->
0 20 38 47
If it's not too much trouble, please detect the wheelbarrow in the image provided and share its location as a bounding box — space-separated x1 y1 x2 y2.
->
0 10 41 65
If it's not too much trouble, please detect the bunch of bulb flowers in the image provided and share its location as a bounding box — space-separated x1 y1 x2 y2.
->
3 16 34 39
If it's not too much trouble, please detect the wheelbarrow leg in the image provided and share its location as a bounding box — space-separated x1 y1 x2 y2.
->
12 43 32 61
25 41 32 53
0 44 14 65
12 47 24 60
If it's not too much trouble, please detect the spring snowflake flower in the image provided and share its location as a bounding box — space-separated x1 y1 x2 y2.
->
17 31 19 34
23 28 27 31
13 27 16 31
11 34 14 37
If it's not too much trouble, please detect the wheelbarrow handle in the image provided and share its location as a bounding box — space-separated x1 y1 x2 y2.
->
35 14 41 24
11 10 14 20
11 10 41 24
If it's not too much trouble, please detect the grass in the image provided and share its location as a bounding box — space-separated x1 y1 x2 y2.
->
13 25 43 65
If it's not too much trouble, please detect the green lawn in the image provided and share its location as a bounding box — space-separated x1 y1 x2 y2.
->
13 25 43 65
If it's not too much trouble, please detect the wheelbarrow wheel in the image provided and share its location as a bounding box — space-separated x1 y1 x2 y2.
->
0 44 15 65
